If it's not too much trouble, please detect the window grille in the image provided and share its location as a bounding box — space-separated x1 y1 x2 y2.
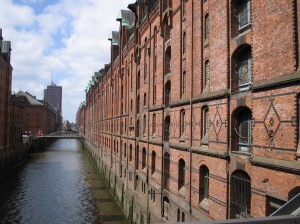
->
230 171 251 219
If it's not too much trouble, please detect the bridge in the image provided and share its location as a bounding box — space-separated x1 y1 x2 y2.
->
42 131 84 139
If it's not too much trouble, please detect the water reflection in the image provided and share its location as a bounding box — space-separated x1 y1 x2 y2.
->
0 139 127 224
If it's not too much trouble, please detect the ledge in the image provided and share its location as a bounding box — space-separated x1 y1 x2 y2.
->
250 156 300 175
170 142 189 151
149 104 164 112
252 69 300 91
192 89 229 103
148 139 163 146
170 98 190 108
191 146 229 159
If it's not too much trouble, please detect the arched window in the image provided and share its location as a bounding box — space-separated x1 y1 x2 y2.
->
152 113 156 135
165 46 171 74
142 147 146 170
205 13 209 40
136 119 140 137
144 93 146 107
204 60 210 88
151 150 156 175
163 196 170 220
163 152 170 189
199 165 209 207
230 170 251 218
165 81 171 107
182 32 186 56
178 159 185 190
164 116 170 141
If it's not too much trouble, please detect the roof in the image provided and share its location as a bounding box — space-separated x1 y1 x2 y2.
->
2 41 11 54
116 9 135 27
16 90 43 106
108 31 119 46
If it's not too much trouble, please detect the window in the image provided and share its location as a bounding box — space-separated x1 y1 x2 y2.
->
182 0 186 18
136 119 140 137
143 115 146 136
130 144 133 162
137 96 140 113
153 75 157 105
180 109 185 139
135 146 139 170
204 60 210 88
163 196 169 220
178 159 185 190
124 143 127 159
202 106 209 144
238 0 251 30
230 170 251 219
164 116 170 141
238 50 252 90
180 71 186 99
131 54 133 90
152 113 156 135
137 71 140 90
165 47 171 74
144 93 146 107
199 165 209 209
144 38 148 81
205 14 209 40
142 147 146 170
165 81 171 107
232 45 252 91
237 108 252 152
151 150 156 175
182 32 186 56
163 152 170 189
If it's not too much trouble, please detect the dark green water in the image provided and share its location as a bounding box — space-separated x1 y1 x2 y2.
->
0 139 127 224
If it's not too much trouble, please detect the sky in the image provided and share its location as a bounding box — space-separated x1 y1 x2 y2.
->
0 0 133 122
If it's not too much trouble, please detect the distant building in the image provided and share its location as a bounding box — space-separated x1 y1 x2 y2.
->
16 91 57 136
44 81 62 115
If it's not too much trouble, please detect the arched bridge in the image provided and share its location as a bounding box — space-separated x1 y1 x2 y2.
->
42 131 84 139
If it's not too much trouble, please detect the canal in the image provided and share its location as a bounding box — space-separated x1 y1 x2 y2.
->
0 139 128 224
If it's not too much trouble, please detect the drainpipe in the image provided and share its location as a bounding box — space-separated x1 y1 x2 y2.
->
226 1 230 219
189 0 194 215
146 7 152 223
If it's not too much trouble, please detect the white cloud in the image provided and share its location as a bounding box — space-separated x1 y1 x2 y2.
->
1 0 133 122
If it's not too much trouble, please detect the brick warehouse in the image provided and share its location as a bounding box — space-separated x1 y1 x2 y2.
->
76 0 300 222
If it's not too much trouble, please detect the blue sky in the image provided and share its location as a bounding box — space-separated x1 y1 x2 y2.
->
1 0 133 122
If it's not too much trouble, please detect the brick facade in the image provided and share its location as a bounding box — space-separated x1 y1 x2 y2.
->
77 0 300 222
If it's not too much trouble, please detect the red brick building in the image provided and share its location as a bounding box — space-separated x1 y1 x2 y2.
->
16 91 57 136
77 0 300 222
0 30 13 175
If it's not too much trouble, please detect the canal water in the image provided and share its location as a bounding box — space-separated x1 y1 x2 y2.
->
0 139 128 224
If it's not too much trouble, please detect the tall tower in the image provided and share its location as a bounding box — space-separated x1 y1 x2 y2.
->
44 81 62 114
